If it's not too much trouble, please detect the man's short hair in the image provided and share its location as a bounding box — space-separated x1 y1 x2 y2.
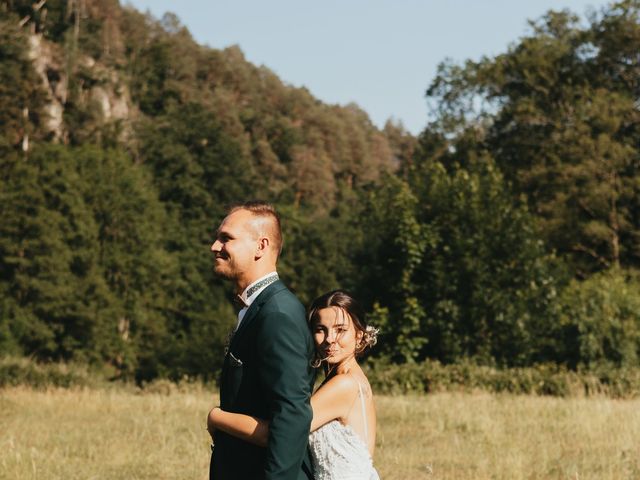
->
228 201 283 256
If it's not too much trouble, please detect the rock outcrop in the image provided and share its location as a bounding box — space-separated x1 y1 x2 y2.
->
26 31 133 143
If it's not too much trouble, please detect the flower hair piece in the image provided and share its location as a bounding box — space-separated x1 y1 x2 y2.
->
361 325 379 349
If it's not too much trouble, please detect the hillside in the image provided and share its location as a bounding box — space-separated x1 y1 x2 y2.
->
2 0 640 383
2 0 413 208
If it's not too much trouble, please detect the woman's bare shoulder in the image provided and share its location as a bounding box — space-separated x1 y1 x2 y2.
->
317 372 360 397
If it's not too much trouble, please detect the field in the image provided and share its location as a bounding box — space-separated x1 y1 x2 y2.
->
1 386 639 480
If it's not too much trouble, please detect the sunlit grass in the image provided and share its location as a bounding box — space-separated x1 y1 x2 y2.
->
0 386 213 480
375 392 640 479
1 387 638 479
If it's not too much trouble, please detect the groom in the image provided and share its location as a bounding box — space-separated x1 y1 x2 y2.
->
208 201 315 480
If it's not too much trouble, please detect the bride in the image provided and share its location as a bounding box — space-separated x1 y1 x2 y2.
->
208 290 380 480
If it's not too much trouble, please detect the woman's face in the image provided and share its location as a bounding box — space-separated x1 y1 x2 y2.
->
313 307 361 365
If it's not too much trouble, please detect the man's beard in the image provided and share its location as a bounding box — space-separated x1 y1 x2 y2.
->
214 259 237 280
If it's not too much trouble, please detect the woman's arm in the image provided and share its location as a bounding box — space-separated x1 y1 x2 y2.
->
309 374 359 431
207 407 269 447
207 374 358 445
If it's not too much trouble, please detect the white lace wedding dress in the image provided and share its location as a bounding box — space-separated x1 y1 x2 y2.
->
308 382 380 480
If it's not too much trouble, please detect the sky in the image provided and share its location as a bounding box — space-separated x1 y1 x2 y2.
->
125 0 602 135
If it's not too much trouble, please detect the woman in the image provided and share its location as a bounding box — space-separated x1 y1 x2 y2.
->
208 290 380 480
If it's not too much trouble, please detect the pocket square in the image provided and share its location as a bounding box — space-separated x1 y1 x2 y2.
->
228 351 243 366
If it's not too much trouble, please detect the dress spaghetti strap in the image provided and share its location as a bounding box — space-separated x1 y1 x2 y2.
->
357 381 369 445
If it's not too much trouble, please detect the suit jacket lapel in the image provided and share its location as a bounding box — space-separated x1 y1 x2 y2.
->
230 280 287 347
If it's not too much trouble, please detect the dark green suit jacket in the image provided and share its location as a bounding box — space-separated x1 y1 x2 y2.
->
210 280 315 480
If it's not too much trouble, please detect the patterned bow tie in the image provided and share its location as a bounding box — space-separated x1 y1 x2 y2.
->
233 294 248 310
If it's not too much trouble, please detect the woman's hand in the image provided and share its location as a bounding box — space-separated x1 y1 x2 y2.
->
207 406 221 441
206 407 270 447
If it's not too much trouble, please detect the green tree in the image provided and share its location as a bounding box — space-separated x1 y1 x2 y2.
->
0 145 113 361
74 145 178 376
356 145 563 366
355 176 435 363
426 4 640 275
558 268 640 368
414 154 563 365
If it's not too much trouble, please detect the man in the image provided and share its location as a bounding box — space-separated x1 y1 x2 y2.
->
208 201 315 480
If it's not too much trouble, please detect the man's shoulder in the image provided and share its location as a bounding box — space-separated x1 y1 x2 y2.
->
262 282 305 314
255 284 308 336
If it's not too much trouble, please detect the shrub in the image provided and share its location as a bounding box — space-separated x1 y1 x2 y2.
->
363 359 640 398
0 356 99 389
557 269 640 368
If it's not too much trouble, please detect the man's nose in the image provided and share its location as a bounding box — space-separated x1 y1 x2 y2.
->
211 240 222 252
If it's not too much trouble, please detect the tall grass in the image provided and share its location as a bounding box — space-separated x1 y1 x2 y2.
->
1 387 638 479
375 393 640 479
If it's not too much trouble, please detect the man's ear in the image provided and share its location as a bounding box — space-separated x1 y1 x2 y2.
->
255 237 270 259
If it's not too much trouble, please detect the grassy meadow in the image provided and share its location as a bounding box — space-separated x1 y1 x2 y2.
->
1 386 639 480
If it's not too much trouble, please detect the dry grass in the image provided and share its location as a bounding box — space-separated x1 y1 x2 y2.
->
0 386 212 480
375 392 640 480
1 387 639 479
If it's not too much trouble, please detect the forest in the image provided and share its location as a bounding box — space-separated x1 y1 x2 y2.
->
1 0 640 384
